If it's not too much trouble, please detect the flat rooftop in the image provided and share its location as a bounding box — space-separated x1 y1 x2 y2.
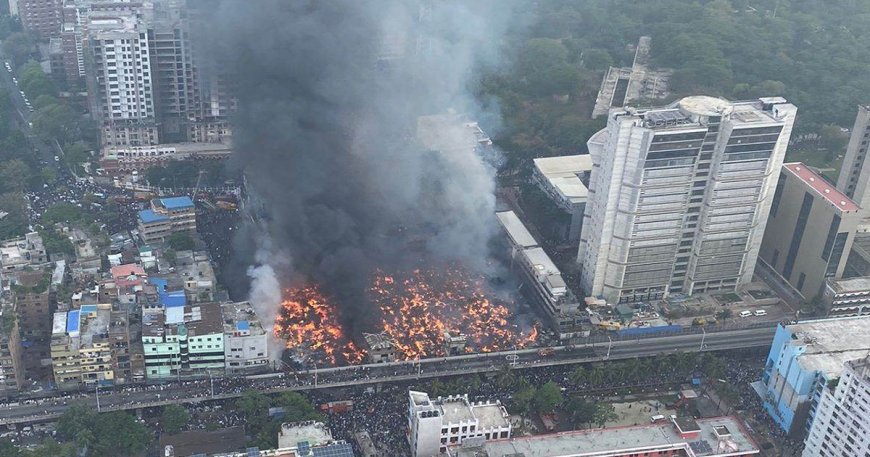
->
221 301 265 335
439 398 475 423
827 276 870 294
278 421 333 448
787 316 870 377
523 247 561 277
496 211 539 249
472 403 509 429
533 155 592 205
450 416 758 457
783 163 861 213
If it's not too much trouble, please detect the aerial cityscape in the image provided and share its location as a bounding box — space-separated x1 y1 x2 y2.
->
0 0 867 456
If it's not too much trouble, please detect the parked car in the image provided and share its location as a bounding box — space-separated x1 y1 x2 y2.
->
754 309 767 317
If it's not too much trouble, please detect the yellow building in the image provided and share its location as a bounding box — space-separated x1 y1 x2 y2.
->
50 304 117 388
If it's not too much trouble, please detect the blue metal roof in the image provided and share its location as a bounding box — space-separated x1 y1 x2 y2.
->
80 304 97 315
161 290 186 308
236 320 250 331
67 310 80 333
150 278 168 291
138 209 169 224
160 196 194 210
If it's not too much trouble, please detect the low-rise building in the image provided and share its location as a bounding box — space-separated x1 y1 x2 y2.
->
222 301 269 374
99 141 232 175
822 276 870 317
50 304 116 388
803 356 870 457
496 211 583 340
409 390 511 457
0 232 47 273
142 302 224 379
179 252 215 302
448 415 759 457
363 331 399 364
760 163 862 300
758 316 870 438
532 155 592 242
138 196 197 244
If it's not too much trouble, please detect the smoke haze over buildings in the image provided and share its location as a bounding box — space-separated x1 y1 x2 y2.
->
197 0 521 335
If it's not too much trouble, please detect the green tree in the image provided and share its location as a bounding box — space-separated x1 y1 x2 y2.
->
42 202 89 226
592 403 618 428
532 381 563 413
0 159 30 193
565 397 597 429
0 439 20 457
716 308 733 321
582 48 613 70
0 192 27 239
160 404 190 434
2 32 32 65
512 384 536 415
166 232 195 251
31 103 77 143
819 124 849 162
39 230 75 256
273 392 320 422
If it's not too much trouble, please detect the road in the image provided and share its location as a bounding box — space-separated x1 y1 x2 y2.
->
0 326 775 426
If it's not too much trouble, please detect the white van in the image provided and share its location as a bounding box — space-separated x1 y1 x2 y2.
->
754 309 767 316
650 414 666 423
739 310 753 318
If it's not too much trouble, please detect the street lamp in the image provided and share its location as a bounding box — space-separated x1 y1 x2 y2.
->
699 327 707 352
605 336 612 360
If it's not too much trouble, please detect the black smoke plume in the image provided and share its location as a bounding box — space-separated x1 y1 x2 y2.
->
197 0 522 341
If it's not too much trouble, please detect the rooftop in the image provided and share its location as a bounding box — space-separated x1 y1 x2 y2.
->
826 276 870 294
496 211 539 249
221 301 265 336
450 416 758 457
783 163 861 213
278 421 333 448
157 196 194 211
533 155 592 205
363 332 397 351
138 209 169 224
523 247 561 277
111 263 146 279
786 316 870 377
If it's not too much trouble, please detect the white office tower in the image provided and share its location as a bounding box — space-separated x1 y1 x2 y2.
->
84 9 159 147
803 356 870 457
579 96 797 304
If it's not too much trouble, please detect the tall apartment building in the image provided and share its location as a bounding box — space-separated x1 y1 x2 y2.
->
14 0 64 39
579 96 797 304
137 196 196 244
758 316 870 438
84 10 159 147
837 105 870 208
141 302 224 380
50 305 116 388
221 301 269 374
408 390 511 457
0 303 24 395
759 163 861 300
803 356 870 457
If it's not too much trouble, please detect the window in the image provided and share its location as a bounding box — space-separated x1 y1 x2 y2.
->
783 192 814 279
797 273 806 291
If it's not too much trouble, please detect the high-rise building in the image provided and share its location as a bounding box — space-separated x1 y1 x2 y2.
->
50 305 118 388
837 105 870 207
14 0 64 39
578 96 797 304
0 303 24 395
408 390 511 457
759 163 861 300
802 356 870 457
758 317 870 438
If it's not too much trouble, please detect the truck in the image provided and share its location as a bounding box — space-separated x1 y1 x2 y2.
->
537 347 555 357
320 400 354 414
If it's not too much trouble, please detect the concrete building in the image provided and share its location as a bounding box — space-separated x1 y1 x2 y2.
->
496 211 583 340
822 276 870 317
83 9 159 147
141 301 224 379
836 105 870 274
362 331 399 364
50 304 116 388
178 251 215 302
449 415 759 457
408 390 511 457
802 356 870 457
0 232 48 273
757 316 870 437
579 96 797 304
759 163 861 300
14 0 64 39
532 154 592 242
99 141 232 175
0 303 24 394
137 196 196 244
221 301 269 375
277 420 333 450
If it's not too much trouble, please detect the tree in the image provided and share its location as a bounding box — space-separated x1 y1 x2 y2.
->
160 404 190 434
42 203 89 226
592 403 618 428
39 230 75 257
517 38 568 76
716 308 733 321
532 381 563 413
819 124 849 161
565 397 597 429
0 159 30 193
0 192 27 239
569 366 587 385
2 32 32 65
512 385 536 414
582 48 613 71
236 389 271 433
167 232 195 251
273 392 320 422
31 103 77 143
0 439 20 457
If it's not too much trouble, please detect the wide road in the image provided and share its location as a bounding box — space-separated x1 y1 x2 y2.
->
0 326 775 425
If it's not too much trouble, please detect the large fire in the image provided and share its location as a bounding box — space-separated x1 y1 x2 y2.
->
373 267 538 360
274 266 539 365
274 285 364 365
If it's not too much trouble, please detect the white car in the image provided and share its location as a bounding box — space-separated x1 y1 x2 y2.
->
739 310 753 318
754 309 767 317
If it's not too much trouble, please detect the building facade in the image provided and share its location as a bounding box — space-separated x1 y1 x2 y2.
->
0 303 24 394
142 302 224 380
802 356 870 457
14 0 63 39
822 277 870 317
759 163 861 301
409 390 511 457
837 105 870 209
532 155 592 243
222 301 269 374
50 305 117 388
758 317 870 438
137 196 197 244
579 96 797 304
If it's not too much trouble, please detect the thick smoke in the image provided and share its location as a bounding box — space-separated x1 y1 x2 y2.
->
201 0 521 335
